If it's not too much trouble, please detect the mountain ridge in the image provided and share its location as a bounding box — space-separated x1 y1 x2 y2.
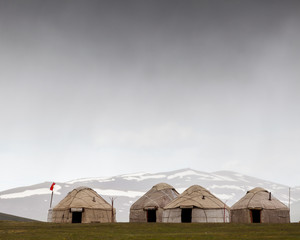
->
0 168 299 222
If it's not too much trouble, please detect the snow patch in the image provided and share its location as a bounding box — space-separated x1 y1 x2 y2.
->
167 171 237 181
0 185 62 199
211 174 237 182
167 170 200 179
213 193 235 201
235 176 250 183
94 189 144 198
208 185 245 191
122 174 166 181
67 177 114 184
270 185 286 190
120 172 146 177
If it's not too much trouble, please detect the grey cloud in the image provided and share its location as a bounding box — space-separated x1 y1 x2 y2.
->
0 0 300 190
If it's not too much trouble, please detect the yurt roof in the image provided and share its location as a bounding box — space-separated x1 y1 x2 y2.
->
153 183 176 191
247 187 268 194
231 187 289 210
164 185 229 209
130 183 179 210
53 187 112 210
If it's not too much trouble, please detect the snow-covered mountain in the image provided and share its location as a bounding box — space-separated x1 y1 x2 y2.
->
0 168 299 222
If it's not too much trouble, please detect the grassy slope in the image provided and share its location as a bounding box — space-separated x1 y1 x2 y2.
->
0 222 300 240
0 213 36 222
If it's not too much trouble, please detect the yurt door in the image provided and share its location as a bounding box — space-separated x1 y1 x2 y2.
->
147 210 156 222
71 208 83 223
72 212 82 223
250 209 261 223
181 208 192 223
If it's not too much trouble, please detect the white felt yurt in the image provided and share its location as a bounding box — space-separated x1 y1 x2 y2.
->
163 185 230 223
51 187 115 223
130 183 179 222
231 187 290 223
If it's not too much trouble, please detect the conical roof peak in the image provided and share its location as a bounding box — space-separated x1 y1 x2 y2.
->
247 187 268 194
153 183 175 191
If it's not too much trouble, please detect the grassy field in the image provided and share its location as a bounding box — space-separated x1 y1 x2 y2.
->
0 221 300 240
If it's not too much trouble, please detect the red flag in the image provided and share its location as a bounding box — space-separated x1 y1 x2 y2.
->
50 182 56 191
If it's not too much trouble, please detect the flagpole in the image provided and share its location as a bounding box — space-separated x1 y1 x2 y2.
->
50 191 54 208
289 187 291 209
49 182 56 209
110 197 117 223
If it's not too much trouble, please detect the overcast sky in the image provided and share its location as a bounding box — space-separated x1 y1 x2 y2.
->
1 0 300 191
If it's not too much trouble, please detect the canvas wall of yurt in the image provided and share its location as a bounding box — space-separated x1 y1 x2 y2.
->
130 183 179 222
231 187 290 223
51 187 116 223
163 185 230 223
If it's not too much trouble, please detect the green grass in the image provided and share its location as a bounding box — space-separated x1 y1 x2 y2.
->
1 221 300 240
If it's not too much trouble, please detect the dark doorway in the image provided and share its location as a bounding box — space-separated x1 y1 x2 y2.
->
251 210 261 223
72 212 82 223
147 209 156 222
181 208 192 223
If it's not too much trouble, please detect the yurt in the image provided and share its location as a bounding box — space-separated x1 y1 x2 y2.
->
163 185 230 223
231 187 290 223
130 183 179 222
51 187 116 223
